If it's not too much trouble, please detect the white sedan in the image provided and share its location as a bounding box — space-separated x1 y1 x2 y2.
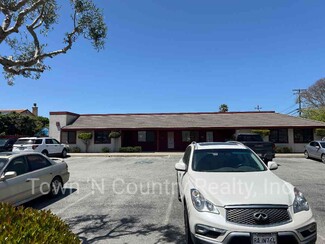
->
176 142 317 244
0 152 70 206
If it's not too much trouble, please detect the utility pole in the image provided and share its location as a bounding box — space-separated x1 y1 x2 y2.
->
255 105 262 111
293 89 306 117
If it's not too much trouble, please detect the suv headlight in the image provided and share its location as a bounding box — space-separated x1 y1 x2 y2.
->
293 187 309 213
191 189 220 214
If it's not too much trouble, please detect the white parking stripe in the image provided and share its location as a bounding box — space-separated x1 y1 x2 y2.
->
55 191 93 215
163 193 174 225
318 234 325 243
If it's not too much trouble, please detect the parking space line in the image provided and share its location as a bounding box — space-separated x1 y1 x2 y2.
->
56 191 93 215
318 234 325 242
163 193 174 225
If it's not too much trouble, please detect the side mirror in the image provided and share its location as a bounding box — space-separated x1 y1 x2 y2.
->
175 162 187 172
316 146 320 150
0 171 17 181
267 161 278 170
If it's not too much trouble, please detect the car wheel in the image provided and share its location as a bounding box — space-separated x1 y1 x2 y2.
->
42 150 49 157
184 204 194 244
49 177 63 197
304 150 309 159
61 149 67 158
321 154 325 164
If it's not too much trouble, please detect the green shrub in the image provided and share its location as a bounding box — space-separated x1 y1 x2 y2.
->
251 129 270 137
101 147 110 153
109 131 121 138
0 202 80 243
78 132 92 152
70 146 81 153
316 128 325 138
275 146 292 153
119 146 142 152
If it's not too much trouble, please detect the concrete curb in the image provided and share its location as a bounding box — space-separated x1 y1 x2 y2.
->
67 152 305 158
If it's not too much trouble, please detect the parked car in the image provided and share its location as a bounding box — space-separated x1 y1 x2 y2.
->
175 142 317 244
234 133 275 162
12 137 68 158
304 141 325 163
0 152 70 206
0 138 17 152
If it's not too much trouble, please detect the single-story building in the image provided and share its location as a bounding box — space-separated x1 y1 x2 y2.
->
49 111 325 153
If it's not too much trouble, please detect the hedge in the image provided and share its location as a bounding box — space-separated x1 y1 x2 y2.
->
119 146 142 152
0 202 80 243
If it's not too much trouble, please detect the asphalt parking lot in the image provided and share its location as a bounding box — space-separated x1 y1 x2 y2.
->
26 156 325 244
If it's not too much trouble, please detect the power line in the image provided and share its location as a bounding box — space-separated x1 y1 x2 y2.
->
293 89 306 117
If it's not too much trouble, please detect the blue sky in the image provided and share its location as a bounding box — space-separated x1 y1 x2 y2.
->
1 0 325 117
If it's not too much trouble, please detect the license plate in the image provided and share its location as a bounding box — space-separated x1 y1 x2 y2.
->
252 233 277 244
19 147 25 150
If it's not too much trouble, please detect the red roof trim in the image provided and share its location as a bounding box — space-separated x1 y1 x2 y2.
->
50 111 80 116
77 111 276 117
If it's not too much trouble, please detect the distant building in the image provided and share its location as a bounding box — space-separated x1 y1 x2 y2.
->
49 111 325 153
0 103 38 117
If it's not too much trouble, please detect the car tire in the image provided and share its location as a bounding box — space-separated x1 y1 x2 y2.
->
321 154 325 164
304 150 309 159
184 204 194 244
61 149 67 158
42 150 49 157
49 177 63 197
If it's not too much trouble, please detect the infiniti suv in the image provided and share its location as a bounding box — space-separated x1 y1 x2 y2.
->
175 142 317 244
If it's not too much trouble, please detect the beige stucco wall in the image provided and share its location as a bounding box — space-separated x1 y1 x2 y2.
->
49 114 79 142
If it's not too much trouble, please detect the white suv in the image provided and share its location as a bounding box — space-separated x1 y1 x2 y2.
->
175 142 317 244
12 137 68 158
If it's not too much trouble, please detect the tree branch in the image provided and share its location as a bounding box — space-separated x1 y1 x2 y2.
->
0 0 45 43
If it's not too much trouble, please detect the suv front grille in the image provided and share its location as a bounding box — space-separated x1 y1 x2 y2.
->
226 205 291 226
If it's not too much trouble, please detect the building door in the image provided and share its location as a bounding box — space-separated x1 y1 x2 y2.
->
168 132 174 149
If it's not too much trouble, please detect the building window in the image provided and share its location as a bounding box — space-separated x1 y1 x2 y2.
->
138 131 155 142
94 131 110 144
67 131 76 144
269 129 288 143
182 131 199 142
294 129 313 143
206 131 214 142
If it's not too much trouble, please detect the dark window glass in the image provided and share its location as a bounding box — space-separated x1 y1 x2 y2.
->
0 158 8 171
183 146 192 165
67 131 76 144
137 131 155 142
45 139 53 144
15 139 42 145
146 131 155 142
5 157 29 176
269 129 288 143
27 155 52 171
294 129 313 143
182 131 199 142
94 131 110 144
192 149 266 172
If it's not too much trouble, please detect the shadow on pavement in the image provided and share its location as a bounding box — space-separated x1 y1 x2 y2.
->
67 214 184 244
23 187 77 210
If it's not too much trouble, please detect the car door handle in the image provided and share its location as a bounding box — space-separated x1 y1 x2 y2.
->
26 179 31 182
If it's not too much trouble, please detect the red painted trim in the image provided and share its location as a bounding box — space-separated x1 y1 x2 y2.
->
77 111 276 117
50 111 80 116
61 126 325 131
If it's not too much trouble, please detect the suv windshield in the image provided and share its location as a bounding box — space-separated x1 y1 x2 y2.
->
15 139 42 145
0 139 7 146
192 149 267 172
0 158 8 172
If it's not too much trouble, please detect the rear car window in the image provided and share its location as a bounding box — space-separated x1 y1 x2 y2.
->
15 139 42 145
26 155 52 171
